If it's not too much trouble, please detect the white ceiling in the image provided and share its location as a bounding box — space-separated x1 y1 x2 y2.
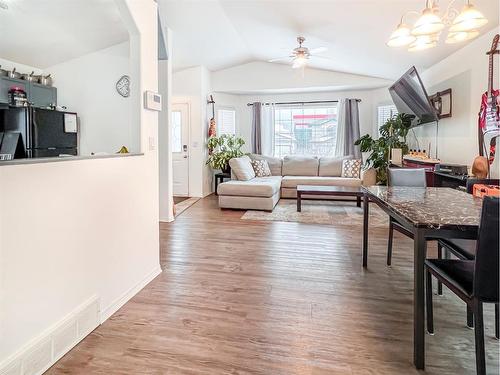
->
160 0 499 80
0 0 129 69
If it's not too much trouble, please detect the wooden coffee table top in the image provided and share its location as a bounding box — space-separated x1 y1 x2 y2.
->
296 185 363 195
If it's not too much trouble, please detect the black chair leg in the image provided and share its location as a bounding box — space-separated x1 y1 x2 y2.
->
437 243 443 296
426 269 434 334
387 219 394 266
467 305 474 328
495 304 499 340
473 300 486 375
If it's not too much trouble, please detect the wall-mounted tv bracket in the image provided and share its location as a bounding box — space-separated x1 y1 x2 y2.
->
429 88 452 119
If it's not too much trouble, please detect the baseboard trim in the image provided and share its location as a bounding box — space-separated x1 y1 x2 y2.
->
100 265 162 322
0 264 162 375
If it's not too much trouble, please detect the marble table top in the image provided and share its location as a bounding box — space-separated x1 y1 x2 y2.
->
363 186 483 229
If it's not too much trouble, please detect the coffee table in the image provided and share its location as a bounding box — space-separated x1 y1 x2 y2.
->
296 185 363 212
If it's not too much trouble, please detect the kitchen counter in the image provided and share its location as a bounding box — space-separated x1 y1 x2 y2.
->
0 152 144 166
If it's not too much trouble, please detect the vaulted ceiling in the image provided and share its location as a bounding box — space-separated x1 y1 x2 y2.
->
0 0 128 68
159 0 499 79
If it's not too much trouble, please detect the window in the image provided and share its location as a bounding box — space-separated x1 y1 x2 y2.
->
377 104 398 129
171 111 182 152
217 109 236 135
273 103 338 158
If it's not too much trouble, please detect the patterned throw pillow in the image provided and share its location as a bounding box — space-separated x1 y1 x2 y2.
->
251 160 272 177
341 159 362 178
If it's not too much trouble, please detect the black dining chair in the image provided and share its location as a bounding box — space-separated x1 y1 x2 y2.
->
425 196 499 375
436 178 500 335
386 168 427 266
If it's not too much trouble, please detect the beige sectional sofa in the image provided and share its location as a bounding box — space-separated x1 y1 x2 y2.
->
217 154 376 211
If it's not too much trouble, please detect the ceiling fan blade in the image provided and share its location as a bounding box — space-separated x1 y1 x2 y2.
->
268 56 292 63
310 55 334 62
309 47 328 54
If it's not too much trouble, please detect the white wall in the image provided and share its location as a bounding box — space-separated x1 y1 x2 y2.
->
48 42 138 156
0 0 160 373
211 61 392 94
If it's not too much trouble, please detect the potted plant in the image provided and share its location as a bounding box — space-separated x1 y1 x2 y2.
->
206 134 245 173
354 113 413 184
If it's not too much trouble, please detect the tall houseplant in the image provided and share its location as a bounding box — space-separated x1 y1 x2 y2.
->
354 113 413 184
206 134 245 173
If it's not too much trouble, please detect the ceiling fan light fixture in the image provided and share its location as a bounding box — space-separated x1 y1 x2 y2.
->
449 3 488 32
411 7 445 36
408 34 438 51
387 23 417 47
292 54 308 69
445 29 479 44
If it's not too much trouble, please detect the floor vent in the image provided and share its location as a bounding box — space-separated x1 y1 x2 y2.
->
0 296 100 375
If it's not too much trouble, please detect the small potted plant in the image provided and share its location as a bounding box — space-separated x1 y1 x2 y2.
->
354 113 413 184
206 134 245 173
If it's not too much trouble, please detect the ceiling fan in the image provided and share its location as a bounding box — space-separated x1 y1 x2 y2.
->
268 36 329 69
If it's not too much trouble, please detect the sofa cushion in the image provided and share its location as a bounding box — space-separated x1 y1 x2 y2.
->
281 176 362 189
249 154 282 176
319 156 353 177
217 176 282 197
282 156 319 176
229 155 255 181
251 160 272 177
341 159 362 178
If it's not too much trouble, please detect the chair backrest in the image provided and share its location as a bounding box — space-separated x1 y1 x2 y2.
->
466 178 500 194
388 168 427 187
473 196 500 302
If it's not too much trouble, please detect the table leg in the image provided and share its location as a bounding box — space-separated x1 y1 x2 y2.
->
215 177 219 196
413 229 427 370
297 191 302 212
362 193 369 268
356 196 361 208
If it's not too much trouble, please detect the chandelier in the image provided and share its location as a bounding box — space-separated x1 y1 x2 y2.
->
387 0 488 51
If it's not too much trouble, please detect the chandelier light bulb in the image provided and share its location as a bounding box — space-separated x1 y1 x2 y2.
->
387 23 417 47
445 30 479 44
449 3 488 32
412 7 445 36
408 35 439 52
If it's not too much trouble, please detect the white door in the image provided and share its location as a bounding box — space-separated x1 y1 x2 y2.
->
171 103 189 196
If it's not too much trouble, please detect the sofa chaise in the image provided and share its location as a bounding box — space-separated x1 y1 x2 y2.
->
217 154 376 211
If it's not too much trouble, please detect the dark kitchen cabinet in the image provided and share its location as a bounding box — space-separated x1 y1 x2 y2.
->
0 77 57 108
29 83 57 108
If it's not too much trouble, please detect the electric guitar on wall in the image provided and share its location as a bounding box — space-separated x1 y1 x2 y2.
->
478 34 500 165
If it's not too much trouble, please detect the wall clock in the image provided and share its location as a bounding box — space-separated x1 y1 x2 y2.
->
116 75 131 98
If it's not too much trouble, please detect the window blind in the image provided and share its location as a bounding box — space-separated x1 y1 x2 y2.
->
217 109 236 135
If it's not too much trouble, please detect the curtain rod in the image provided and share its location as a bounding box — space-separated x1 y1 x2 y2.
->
246 99 361 106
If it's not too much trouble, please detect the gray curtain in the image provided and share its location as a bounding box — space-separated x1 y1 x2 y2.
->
335 99 361 158
251 102 262 154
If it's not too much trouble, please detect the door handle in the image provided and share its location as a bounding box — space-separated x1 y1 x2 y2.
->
183 155 188 159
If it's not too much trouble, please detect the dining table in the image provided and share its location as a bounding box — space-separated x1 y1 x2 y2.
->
361 186 483 370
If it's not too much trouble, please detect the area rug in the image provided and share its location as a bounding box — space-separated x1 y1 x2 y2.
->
241 199 389 227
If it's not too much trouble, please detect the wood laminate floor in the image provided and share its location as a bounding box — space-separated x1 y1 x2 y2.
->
47 196 499 374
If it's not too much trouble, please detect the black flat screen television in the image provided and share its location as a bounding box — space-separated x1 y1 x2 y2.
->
389 66 438 127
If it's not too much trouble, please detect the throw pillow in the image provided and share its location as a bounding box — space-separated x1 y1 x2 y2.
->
229 155 256 181
251 160 272 177
341 159 362 178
